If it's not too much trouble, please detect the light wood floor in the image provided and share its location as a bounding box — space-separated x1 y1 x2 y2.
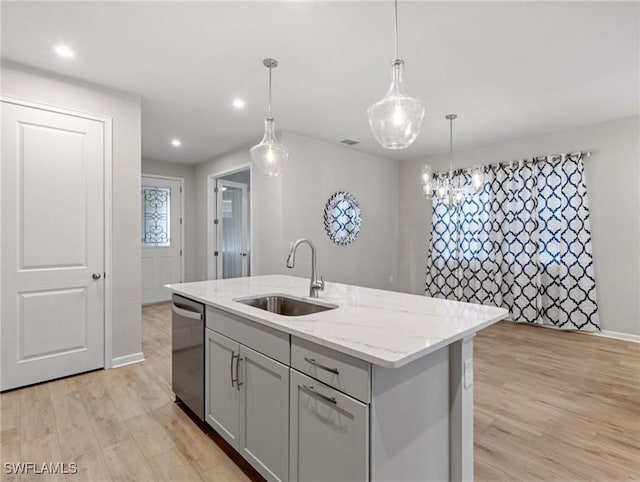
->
475 321 640 481
1 303 638 481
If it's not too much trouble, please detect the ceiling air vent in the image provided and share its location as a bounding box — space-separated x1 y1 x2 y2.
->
340 138 360 146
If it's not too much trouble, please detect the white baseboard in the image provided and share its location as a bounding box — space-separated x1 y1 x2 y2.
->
586 330 640 343
507 319 640 343
111 351 145 368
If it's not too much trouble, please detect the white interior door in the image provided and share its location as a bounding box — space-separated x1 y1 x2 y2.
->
1 100 106 391
141 176 182 304
215 179 249 279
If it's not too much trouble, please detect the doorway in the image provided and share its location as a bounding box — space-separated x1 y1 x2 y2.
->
141 175 184 304
208 168 251 280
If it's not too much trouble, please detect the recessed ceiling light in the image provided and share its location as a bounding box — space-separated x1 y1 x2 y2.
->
171 139 182 147
53 44 75 59
232 98 246 110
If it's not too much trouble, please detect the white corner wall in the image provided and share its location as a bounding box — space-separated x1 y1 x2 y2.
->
142 159 197 282
195 132 400 291
399 116 640 337
1 61 144 362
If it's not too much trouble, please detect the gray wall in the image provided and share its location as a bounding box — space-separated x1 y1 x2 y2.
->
2 62 144 361
142 159 197 282
195 132 400 291
279 132 399 290
399 116 640 336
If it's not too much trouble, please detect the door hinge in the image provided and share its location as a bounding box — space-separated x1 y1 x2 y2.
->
180 186 183 193
180 217 183 225
214 187 219 193
214 251 219 257
214 219 219 225
180 249 183 256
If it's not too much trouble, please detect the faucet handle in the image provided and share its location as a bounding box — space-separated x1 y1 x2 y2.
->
310 276 325 292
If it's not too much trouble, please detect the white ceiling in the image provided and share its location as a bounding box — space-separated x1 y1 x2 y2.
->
2 1 638 164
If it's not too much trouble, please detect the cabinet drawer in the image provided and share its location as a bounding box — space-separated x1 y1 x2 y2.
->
291 337 370 403
207 306 289 365
289 370 369 482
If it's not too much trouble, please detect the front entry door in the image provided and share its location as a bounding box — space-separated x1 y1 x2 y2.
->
1 101 106 391
141 176 182 304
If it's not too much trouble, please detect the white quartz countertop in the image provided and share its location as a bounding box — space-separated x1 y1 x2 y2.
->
167 275 508 368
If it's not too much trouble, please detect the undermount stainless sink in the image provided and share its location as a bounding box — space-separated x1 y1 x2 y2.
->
235 294 337 317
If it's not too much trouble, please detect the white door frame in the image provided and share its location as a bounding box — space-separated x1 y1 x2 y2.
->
207 165 253 280
0 95 115 369
141 173 185 287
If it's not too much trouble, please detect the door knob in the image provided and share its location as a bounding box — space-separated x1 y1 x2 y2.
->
92 273 102 280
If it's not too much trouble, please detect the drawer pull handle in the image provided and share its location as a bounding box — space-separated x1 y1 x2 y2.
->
304 384 337 405
304 357 339 375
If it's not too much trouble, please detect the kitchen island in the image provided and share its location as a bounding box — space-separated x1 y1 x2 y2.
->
167 275 508 482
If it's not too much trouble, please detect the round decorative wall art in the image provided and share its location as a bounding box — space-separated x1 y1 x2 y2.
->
323 191 362 246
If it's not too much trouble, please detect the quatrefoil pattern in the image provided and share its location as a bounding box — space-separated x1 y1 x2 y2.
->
142 186 171 247
324 191 362 246
425 154 600 331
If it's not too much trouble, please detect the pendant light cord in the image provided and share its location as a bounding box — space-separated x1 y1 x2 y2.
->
394 0 399 59
268 65 272 118
449 116 453 176
449 116 455 206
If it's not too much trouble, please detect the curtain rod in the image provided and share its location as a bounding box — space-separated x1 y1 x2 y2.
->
434 150 592 176
493 150 592 168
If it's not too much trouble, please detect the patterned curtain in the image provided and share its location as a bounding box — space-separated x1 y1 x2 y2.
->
425 153 600 331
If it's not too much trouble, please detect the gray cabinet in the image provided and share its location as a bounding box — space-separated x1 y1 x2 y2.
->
206 327 289 482
289 370 369 482
205 329 240 448
239 345 289 482
199 302 461 482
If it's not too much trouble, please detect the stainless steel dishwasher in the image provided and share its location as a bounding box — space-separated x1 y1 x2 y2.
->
171 294 204 420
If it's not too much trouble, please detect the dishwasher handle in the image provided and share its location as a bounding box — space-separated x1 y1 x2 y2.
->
172 305 203 321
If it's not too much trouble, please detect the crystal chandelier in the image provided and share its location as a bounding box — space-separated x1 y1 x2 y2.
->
250 58 289 177
367 0 425 150
421 114 484 208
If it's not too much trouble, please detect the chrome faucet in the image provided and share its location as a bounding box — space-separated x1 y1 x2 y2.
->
286 239 325 298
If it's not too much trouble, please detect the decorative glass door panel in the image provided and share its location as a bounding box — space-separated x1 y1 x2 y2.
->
142 186 171 247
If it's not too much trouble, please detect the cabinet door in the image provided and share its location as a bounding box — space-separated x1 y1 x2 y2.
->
205 329 240 448
290 371 369 482
239 345 290 482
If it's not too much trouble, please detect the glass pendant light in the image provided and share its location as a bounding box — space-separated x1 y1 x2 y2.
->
367 0 425 149
421 164 434 198
470 165 484 193
250 58 289 177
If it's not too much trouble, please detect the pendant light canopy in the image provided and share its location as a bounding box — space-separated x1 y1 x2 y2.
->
250 58 289 177
367 0 425 150
421 114 485 208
